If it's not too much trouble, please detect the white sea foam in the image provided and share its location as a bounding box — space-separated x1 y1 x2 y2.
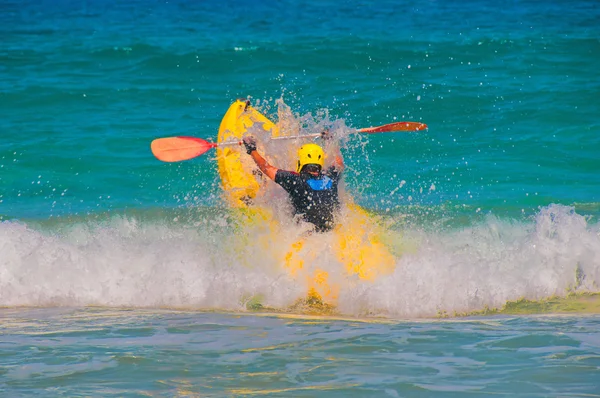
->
1 204 598 318
339 204 600 317
0 215 302 310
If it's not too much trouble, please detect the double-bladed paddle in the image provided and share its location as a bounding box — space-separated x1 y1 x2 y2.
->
151 121 427 163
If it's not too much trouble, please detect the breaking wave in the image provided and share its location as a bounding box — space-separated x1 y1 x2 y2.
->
1 204 598 318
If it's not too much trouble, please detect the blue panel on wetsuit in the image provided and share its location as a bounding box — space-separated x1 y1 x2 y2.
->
306 176 333 191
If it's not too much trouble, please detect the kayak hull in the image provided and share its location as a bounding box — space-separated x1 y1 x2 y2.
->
217 99 278 207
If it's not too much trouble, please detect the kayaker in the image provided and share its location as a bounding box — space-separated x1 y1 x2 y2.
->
242 134 343 233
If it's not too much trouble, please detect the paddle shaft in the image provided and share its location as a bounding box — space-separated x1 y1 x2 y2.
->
200 124 428 147
269 121 427 142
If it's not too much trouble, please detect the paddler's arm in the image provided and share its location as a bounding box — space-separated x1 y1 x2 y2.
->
331 146 344 172
249 150 278 180
321 130 344 172
243 136 278 180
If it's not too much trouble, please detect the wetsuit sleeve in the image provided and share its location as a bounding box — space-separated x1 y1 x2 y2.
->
274 170 303 193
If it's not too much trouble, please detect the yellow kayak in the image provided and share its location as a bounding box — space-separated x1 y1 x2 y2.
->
216 99 397 305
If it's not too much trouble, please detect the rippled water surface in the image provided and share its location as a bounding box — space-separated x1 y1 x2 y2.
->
1 309 600 396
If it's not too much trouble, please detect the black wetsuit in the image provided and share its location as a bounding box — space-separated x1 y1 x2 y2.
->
274 167 341 232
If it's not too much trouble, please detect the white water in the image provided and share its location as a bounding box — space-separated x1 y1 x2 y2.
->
2 204 599 318
341 205 600 316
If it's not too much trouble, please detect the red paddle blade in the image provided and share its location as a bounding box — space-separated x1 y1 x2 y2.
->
150 136 217 162
359 121 428 134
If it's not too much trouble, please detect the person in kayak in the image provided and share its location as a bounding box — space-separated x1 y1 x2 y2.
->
242 134 343 233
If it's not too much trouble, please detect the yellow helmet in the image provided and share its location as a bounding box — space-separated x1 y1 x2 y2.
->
297 143 325 173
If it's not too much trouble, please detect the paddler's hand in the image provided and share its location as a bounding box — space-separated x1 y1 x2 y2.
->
243 136 257 154
320 129 334 141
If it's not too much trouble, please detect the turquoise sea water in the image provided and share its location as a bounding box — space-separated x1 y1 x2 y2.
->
2 0 600 395
1 309 599 397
